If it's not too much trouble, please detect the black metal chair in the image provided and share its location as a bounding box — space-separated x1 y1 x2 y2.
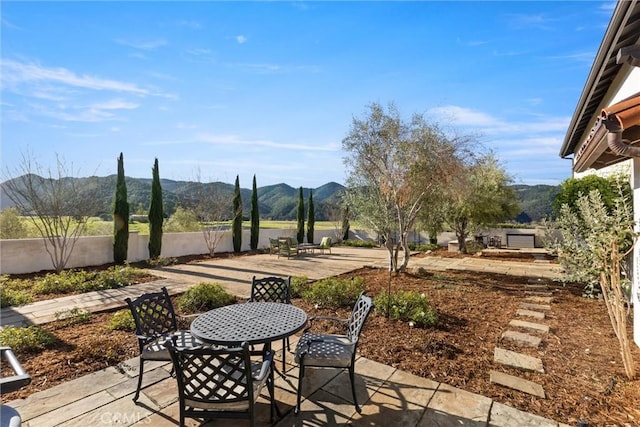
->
125 286 199 402
164 339 275 427
294 291 374 414
249 275 291 371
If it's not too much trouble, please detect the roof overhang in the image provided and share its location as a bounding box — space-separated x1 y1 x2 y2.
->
560 0 640 159
573 92 640 172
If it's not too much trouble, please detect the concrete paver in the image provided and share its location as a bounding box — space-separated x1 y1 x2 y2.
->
501 330 542 348
494 348 544 373
489 371 546 399
2 247 568 426
509 319 550 334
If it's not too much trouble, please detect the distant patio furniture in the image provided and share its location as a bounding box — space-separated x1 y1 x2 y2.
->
278 238 298 259
294 291 374 414
164 339 275 427
125 286 200 402
318 236 332 254
488 236 502 248
269 238 280 255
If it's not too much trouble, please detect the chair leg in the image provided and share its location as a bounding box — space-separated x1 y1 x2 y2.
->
133 358 144 402
295 364 305 414
349 365 360 413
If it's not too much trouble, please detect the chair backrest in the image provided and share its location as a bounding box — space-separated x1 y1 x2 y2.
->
320 237 331 248
290 236 299 246
165 340 256 409
346 292 374 343
125 286 178 338
250 276 291 303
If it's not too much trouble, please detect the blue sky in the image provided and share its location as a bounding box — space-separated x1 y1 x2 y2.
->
1 1 615 189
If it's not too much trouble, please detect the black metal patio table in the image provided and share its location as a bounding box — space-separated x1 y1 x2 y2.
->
190 302 307 348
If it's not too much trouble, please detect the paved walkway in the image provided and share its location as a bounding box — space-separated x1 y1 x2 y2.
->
2 247 570 426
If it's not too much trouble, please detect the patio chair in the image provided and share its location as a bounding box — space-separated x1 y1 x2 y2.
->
294 291 374 414
319 236 332 254
278 238 298 259
164 339 275 427
125 286 200 402
269 238 280 255
249 275 292 371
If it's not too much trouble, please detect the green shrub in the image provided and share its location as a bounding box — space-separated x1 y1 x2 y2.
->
340 239 377 248
145 257 177 267
80 265 146 292
302 276 365 309
408 243 440 252
33 269 95 295
0 325 57 353
374 291 438 327
108 309 136 331
54 308 92 325
0 286 33 308
178 283 236 314
290 275 310 298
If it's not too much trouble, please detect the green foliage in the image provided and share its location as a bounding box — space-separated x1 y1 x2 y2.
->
232 175 242 253
301 276 365 309
34 269 94 294
374 290 438 327
113 152 129 264
0 325 57 353
307 190 315 244
144 256 177 266
148 158 164 259
0 283 33 307
0 207 27 239
341 239 377 248
108 309 136 331
553 174 631 217
341 206 350 241
250 175 260 250
407 242 439 252
290 275 311 298
55 307 92 325
164 207 200 232
297 187 305 243
177 282 237 314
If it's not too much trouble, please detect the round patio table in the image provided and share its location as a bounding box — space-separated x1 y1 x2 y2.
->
190 302 307 347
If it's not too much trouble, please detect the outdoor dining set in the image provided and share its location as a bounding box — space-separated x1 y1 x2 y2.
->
124 274 373 427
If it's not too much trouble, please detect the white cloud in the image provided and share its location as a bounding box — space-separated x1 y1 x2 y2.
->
196 134 340 152
185 48 212 56
236 35 248 44
177 20 202 30
1 59 150 95
114 38 167 50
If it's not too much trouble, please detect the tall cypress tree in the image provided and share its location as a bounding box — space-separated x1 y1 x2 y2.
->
113 153 129 264
250 175 259 251
148 158 163 259
232 175 242 253
341 206 350 241
306 190 315 244
296 186 305 243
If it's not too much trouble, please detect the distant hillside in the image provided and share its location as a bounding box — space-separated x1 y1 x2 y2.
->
0 176 555 223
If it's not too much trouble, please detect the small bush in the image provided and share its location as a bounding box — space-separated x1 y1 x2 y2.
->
33 269 95 295
108 309 136 331
54 308 92 325
375 290 438 327
340 239 377 248
80 265 146 292
178 283 236 314
290 275 311 298
0 286 33 308
408 243 440 252
145 257 177 267
302 276 365 309
0 325 57 353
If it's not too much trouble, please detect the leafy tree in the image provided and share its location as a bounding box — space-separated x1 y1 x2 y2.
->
297 187 305 243
2 152 99 272
341 205 350 241
552 187 636 379
148 158 163 259
306 190 315 244
113 153 129 264
164 206 200 232
232 175 242 253
0 207 27 239
444 153 519 253
554 174 631 216
250 175 259 250
342 102 466 271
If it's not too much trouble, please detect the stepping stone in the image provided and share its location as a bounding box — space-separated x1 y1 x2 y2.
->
520 302 551 311
490 370 546 398
494 348 544 373
524 284 548 290
524 296 554 304
508 319 549 334
524 290 553 296
516 309 545 320
501 330 542 348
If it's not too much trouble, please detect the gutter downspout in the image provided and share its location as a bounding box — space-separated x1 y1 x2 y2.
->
604 116 640 157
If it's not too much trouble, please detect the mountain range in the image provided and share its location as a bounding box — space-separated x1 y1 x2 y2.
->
0 176 558 223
